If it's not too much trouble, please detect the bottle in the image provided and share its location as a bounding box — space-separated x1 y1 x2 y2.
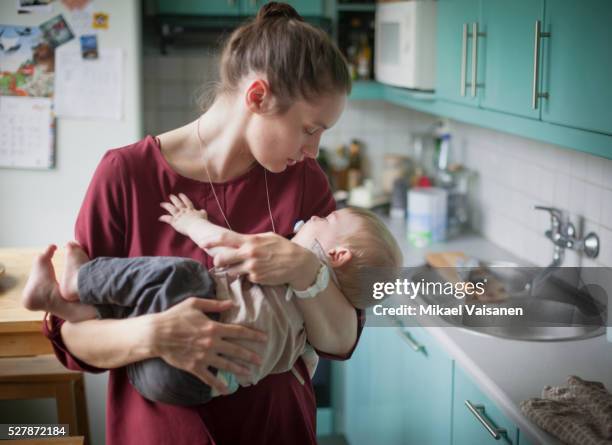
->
331 145 349 191
347 139 362 190
346 42 358 81
356 34 372 80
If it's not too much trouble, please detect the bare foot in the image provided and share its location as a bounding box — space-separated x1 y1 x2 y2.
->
22 245 62 312
59 241 90 302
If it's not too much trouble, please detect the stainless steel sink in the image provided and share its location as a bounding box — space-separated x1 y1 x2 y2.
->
412 263 607 341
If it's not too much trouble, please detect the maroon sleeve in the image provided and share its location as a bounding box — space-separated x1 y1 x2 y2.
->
299 158 365 361
42 149 129 373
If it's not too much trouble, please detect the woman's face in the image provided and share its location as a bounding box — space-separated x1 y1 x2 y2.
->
246 92 346 173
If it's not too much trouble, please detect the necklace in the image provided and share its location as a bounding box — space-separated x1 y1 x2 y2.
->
196 117 276 233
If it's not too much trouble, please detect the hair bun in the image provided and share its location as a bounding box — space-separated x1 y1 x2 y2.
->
256 2 304 22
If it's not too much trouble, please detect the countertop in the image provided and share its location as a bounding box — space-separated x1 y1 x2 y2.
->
382 217 612 445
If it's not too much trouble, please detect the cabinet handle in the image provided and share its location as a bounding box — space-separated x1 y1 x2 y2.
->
228 0 235 6
532 20 550 109
470 22 478 97
461 23 468 97
465 400 508 440
250 0 257 6
396 329 425 353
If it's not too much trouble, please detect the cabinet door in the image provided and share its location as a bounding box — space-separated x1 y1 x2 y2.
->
541 0 612 136
241 0 324 16
157 0 241 16
241 0 260 15
479 0 544 119
344 327 407 445
285 0 324 16
343 326 453 445
401 326 453 445
453 366 519 445
436 0 482 107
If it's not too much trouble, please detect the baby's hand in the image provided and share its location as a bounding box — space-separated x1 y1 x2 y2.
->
159 193 208 237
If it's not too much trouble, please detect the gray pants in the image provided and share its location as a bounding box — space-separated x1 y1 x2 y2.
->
78 256 217 406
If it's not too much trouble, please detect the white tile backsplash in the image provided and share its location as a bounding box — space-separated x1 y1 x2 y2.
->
450 120 612 268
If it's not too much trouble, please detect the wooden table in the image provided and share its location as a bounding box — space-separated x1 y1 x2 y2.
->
0 247 64 358
0 247 90 443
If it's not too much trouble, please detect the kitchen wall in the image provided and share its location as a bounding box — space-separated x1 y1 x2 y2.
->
143 49 612 270
0 2 143 248
143 51 219 135
0 2 143 445
457 122 612 269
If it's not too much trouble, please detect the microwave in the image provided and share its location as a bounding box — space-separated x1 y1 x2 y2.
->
375 1 437 91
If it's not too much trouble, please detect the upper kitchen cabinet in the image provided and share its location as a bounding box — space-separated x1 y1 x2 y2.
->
540 0 612 136
156 0 241 16
479 0 544 119
436 0 482 107
156 0 324 17
242 0 324 16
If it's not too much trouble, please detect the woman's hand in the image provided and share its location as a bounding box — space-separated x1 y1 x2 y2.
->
150 296 267 395
203 231 320 288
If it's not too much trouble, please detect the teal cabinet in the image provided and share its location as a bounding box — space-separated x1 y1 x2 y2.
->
157 0 241 16
240 0 261 15
432 0 612 156
400 326 453 444
518 431 536 445
479 0 544 119
540 0 612 135
343 327 406 445
436 0 482 107
157 0 324 17
452 366 519 445
343 326 453 445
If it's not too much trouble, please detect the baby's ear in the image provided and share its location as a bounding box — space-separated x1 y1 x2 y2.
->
327 247 352 267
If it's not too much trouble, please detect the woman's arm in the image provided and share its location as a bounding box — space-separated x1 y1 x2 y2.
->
60 298 267 394
60 315 155 369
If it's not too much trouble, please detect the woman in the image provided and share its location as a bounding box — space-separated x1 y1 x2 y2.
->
43 3 363 444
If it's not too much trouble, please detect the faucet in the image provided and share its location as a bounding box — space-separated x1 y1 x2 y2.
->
529 206 600 295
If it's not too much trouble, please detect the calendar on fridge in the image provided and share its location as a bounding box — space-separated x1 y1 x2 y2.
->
0 96 54 169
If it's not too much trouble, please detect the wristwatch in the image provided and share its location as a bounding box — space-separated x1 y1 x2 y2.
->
292 262 330 299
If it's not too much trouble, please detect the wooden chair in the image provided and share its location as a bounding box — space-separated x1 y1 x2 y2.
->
0 355 90 445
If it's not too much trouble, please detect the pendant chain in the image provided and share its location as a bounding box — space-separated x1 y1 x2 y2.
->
196 117 276 234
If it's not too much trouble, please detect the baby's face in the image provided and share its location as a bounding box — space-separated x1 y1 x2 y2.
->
292 209 361 251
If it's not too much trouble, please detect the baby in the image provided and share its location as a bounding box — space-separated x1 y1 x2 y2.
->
23 193 402 406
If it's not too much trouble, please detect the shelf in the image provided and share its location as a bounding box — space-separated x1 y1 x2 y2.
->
336 3 376 13
349 80 385 100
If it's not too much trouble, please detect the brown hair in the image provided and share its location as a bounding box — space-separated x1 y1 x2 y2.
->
212 2 351 111
333 208 403 309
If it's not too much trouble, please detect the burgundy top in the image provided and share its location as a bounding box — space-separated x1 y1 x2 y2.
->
43 136 365 445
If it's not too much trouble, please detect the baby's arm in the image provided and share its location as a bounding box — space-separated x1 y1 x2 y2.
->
159 193 239 258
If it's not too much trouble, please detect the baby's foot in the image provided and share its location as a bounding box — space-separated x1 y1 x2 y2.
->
59 241 90 302
22 245 62 312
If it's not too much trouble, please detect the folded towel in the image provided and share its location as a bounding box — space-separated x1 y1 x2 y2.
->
521 376 612 445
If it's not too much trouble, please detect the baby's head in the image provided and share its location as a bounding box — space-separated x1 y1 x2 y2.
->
292 208 403 309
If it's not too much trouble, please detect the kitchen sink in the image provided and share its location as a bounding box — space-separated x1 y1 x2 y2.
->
412 263 607 341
